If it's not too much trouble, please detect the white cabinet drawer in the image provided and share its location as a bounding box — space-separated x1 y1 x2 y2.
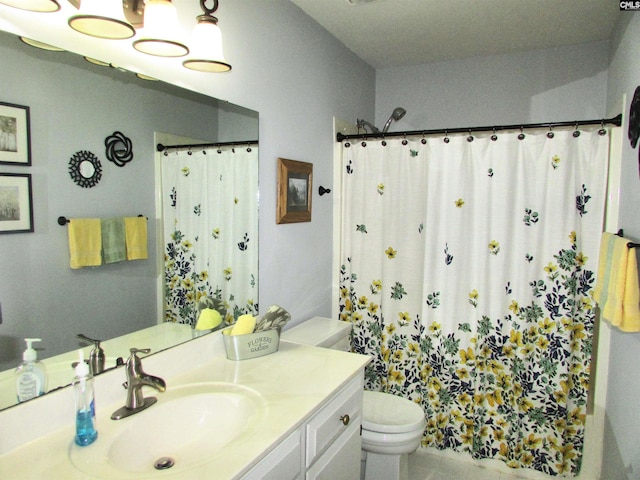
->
306 376 363 468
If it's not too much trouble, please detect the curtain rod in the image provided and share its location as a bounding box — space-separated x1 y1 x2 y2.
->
156 139 259 152
336 114 622 142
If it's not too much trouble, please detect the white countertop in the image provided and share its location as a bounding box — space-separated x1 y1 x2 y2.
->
0 331 370 479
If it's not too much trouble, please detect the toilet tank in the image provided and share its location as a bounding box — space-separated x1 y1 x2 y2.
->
281 317 352 351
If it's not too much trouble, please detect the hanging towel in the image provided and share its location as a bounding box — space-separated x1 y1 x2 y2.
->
68 218 102 269
101 217 126 264
124 216 148 260
593 232 640 332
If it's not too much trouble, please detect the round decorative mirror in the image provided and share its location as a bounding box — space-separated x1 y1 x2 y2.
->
69 150 102 188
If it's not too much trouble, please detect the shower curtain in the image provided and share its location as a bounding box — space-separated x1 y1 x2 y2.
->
338 128 609 476
161 145 259 326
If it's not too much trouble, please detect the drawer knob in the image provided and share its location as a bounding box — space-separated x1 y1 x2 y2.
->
340 414 350 425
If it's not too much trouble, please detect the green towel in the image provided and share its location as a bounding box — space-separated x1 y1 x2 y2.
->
101 217 126 264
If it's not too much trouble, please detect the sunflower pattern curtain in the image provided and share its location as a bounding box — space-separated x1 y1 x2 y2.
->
338 129 609 476
162 145 259 326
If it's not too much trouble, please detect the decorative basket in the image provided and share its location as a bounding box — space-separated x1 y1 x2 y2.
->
222 327 281 361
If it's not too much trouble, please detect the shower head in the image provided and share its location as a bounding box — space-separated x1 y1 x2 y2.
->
382 107 407 133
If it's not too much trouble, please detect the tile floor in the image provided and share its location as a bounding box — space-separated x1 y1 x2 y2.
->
407 448 553 480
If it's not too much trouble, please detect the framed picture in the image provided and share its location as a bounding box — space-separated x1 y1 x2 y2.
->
0 102 31 166
277 157 312 224
0 173 34 233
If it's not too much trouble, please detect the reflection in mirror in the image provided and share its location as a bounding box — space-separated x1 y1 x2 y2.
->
0 29 258 410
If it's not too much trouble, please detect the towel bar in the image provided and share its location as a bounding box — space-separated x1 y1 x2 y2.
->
613 229 639 248
58 215 146 226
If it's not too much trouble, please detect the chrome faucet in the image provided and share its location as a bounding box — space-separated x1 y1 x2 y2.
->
111 348 166 420
77 334 106 375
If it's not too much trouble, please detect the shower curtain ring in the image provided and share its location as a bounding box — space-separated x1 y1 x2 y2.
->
402 134 408 145
421 132 427 144
491 128 498 141
187 147 193 155
573 122 581 137
246 142 252 152
547 126 554 139
518 127 525 140
598 120 607 136
467 129 474 142
443 130 450 144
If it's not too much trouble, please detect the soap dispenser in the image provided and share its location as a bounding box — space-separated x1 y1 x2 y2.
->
15 338 47 402
73 350 98 446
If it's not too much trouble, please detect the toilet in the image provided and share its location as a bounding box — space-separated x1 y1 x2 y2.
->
282 317 426 480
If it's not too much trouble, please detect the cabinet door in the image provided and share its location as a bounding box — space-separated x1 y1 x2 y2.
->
242 429 302 480
306 418 361 480
306 376 363 467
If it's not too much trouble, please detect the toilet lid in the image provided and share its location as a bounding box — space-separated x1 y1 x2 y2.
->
362 391 426 434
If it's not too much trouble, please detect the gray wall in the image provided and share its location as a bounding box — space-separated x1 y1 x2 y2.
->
375 40 609 131
602 13 640 480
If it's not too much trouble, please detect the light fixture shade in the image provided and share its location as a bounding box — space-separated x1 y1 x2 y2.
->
183 15 231 73
133 0 188 57
68 0 135 40
0 0 59 12
20 37 65 51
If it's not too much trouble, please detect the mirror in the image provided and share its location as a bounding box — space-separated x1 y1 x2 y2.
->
0 28 259 410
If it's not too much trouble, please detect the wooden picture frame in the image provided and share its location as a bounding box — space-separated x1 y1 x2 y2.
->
0 173 34 233
277 158 312 224
0 102 31 166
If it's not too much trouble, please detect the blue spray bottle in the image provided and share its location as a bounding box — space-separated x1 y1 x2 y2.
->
73 350 97 446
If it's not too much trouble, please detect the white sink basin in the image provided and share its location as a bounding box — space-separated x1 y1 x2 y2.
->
70 382 265 478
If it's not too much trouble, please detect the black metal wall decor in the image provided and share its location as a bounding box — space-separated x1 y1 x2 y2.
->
69 150 102 188
105 131 133 167
629 86 640 176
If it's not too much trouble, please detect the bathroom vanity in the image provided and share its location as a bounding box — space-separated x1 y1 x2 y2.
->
0 329 369 479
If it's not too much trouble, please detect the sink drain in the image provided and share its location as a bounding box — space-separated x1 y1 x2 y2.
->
154 456 175 470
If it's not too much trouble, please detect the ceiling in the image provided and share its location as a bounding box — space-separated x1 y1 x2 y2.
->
290 0 622 69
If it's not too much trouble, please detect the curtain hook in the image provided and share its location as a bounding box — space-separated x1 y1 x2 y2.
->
518 126 525 140
598 120 607 136
573 122 581 137
491 127 498 141
547 125 554 139
467 129 474 142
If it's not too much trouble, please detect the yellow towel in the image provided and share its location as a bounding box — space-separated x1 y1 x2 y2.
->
68 218 102 269
124 216 148 260
593 232 640 332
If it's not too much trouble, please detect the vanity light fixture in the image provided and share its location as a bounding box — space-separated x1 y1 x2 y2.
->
133 0 188 57
183 0 232 72
68 0 135 40
0 0 59 12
